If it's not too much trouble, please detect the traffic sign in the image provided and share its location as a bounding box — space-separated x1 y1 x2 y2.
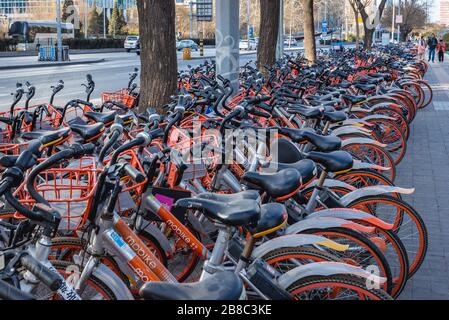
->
322 20 328 34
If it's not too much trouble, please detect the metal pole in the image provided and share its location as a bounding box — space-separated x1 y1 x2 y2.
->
345 0 348 41
276 0 284 60
397 0 401 42
215 0 240 94
289 0 293 48
85 0 88 38
247 0 250 50
56 0 62 62
189 1 193 38
391 0 395 42
103 0 106 39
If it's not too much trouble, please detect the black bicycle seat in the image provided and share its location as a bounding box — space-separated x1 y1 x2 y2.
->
139 271 243 300
69 122 105 141
21 127 70 146
84 111 116 125
279 128 342 152
175 197 260 227
242 168 302 200
306 150 353 174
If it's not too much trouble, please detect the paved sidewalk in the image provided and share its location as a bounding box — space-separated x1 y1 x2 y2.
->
397 60 449 299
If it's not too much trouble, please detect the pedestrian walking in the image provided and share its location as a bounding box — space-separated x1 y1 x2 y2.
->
438 39 446 62
427 33 438 63
417 36 426 60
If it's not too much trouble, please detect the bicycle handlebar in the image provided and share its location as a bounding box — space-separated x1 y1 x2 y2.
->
0 278 35 300
20 254 62 291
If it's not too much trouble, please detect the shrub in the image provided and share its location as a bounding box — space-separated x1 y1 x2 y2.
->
62 38 125 49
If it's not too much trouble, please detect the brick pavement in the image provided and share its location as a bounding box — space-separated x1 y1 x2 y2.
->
397 60 449 299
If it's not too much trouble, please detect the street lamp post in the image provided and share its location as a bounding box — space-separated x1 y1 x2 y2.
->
391 0 395 41
276 0 284 60
247 0 250 50
56 0 63 62
397 0 401 42
103 0 106 39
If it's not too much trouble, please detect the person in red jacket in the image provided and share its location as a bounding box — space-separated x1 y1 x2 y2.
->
438 39 446 62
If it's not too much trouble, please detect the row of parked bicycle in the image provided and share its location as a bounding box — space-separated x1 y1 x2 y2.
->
0 44 431 300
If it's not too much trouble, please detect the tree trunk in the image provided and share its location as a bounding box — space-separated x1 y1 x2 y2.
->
363 25 374 49
257 0 280 80
136 0 177 114
355 11 360 49
354 0 387 50
301 0 316 64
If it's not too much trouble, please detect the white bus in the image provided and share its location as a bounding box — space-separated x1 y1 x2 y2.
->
8 20 75 51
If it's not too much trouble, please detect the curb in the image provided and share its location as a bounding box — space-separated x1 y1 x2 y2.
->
0 58 106 70
186 48 305 61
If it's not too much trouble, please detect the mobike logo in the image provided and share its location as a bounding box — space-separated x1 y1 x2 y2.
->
125 235 158 269
166 219 198 251
131 266 150 283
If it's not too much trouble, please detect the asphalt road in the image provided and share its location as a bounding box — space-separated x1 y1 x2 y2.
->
0 50 261 110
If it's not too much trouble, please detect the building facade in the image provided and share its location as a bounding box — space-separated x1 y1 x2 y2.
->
440 0 449 26
0 0 136 18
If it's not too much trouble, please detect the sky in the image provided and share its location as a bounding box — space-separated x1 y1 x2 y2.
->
430 0 440 23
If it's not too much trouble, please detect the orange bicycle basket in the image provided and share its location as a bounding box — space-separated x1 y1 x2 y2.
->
13 156 97 232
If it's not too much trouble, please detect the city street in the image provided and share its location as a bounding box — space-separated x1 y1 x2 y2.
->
0 51 256 108
0 48 304 108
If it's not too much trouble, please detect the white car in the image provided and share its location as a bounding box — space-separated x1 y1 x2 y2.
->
239 39 257 51
124 36 139 52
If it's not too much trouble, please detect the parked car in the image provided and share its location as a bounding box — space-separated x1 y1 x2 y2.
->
239 39 257 50
124 35 139 52
177 39 199 51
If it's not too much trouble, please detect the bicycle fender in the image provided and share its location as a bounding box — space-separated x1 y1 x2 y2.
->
301 179 356 194
277 262 386 290
341 137 387 148
361 114 396 122
307 208 394 230
251 234 348 260
339 186 414 207
285 217 375 235
141 223 174 256
351 160 391 171
331 125 372 137
93 263 135 300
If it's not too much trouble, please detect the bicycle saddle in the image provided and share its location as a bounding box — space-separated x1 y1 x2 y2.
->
279 128 342 152
84 111 116 125
242 168 302 200
354 83 377 92
21 127 70 146
336 80 352 89
286 105 323 119
139 271 243 300
308 99 340 107
322 110 347 123
266 159 317 187
248 203 288 238
175 197 260 227
341 94 366 105
306 150 353 174
69 122 105 142
197 190 261 202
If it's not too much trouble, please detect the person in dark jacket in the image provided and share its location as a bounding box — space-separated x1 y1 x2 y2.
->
438 39 446 62
427 34 438 63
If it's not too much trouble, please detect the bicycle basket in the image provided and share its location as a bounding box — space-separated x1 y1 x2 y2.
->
13 156 97 232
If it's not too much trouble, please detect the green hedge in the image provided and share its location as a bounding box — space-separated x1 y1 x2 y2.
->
0 38 18 51
62 38 125 49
